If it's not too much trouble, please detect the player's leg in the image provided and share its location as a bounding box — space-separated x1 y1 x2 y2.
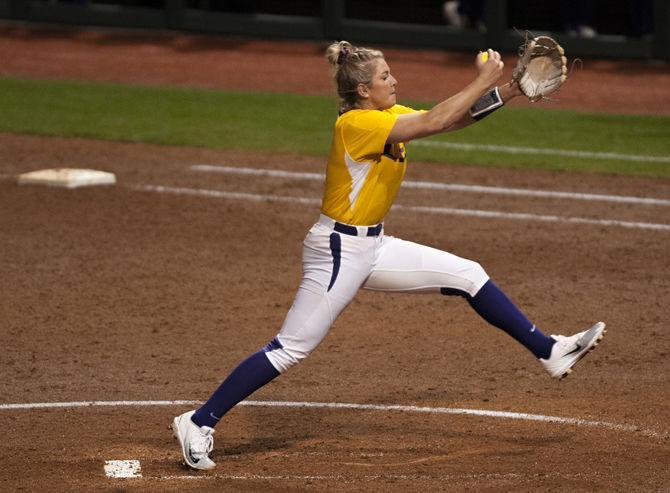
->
174 224 374 469
362 236 555 359
187 225 373 429
263 226 376 374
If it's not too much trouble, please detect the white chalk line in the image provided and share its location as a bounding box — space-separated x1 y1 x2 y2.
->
1 399 666 440
404 204 670 231
240 400 667 439
412 140 670 164
155 473 346 481
0 399 200 409
191 164 670 206
152 471 599 482
130 184 670 232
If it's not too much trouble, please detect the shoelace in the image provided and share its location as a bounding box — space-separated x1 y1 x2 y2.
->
191 426 214 455
544 335 577 360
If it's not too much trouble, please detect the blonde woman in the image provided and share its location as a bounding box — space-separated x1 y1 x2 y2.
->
172 41 605 470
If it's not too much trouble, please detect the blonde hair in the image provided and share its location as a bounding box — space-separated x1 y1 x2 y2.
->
325 41 385 114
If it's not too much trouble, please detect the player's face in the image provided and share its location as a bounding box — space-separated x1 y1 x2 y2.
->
364 59 397 110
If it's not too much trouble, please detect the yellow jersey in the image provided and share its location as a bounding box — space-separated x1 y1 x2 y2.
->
321 104 418 226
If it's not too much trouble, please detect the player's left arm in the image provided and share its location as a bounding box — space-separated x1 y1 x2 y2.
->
446 81 523 132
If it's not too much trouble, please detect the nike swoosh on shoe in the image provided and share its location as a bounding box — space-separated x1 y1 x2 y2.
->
565 343 583 356
188 447 200 464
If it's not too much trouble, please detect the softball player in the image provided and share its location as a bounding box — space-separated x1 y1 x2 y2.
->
172 41 605 470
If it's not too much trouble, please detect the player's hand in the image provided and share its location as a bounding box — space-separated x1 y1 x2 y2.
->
476 49 504 87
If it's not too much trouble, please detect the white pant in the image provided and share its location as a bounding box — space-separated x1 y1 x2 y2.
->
265 215 490 372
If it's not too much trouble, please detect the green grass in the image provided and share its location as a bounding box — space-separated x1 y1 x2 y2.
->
0 77 335 155
2 77 669 176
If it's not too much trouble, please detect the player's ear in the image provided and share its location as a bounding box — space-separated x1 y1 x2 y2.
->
356 83 369 99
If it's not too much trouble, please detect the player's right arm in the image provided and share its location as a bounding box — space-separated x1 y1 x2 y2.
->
446 81 523 132
386 50 503 144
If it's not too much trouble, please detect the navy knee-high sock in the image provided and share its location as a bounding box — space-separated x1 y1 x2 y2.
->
442 279 555 359
192 349 280 429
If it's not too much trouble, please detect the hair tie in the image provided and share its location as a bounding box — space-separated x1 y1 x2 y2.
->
336 47 350 65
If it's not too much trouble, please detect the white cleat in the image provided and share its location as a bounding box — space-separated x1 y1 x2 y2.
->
540 322 606 379
172 410 216 470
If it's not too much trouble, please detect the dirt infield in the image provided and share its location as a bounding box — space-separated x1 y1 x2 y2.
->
1 25 670 492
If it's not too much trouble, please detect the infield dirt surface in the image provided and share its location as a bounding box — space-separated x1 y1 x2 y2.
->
1 25 669 492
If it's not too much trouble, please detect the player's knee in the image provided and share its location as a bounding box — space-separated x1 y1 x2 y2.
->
262 336 312 373
465 261 489 295
469 261 488 281
440 260 489 298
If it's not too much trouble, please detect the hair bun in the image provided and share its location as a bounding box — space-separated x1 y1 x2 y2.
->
326 40 354 68
336 46 350 65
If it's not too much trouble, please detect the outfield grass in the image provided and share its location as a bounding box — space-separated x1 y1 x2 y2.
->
2 77 669 176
